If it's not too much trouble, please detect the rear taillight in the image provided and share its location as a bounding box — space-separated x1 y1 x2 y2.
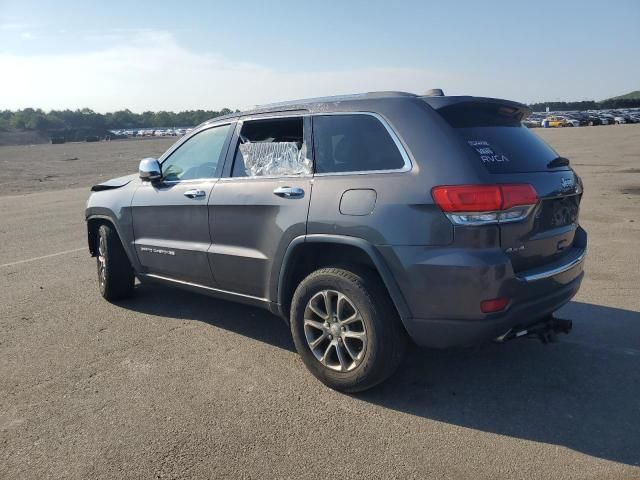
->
432 184 537 226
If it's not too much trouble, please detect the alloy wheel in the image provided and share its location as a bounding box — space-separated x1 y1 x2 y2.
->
303 290 367 372
97 235 106 288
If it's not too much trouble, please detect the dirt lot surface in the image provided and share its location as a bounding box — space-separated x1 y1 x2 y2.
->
1 127 639 479
0 137 174 195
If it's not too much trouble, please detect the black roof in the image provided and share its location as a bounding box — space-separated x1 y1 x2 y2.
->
202 91 419 125
201 91 529 126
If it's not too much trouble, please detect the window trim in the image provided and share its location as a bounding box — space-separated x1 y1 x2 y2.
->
158 121 234 184
220 114 313 181
311 112 413 177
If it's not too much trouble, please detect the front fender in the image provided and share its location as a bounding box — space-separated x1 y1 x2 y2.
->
85 184 139 271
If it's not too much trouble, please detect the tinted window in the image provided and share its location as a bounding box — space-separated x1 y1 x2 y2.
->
456 126 565 173
232 117 310 177
436 103 566 173
313 115 405 173
162 124 231 181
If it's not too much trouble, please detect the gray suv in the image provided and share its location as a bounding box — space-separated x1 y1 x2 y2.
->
86 91 587 392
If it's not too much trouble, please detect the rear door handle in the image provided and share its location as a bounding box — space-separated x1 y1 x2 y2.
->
273 186 305 199
184 189 206 199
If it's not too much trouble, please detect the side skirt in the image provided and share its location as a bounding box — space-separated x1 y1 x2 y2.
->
138 273 279 314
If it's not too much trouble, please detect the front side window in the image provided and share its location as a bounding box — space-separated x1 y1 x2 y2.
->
161 124 231 181
231 117 311 177
313 114 405 174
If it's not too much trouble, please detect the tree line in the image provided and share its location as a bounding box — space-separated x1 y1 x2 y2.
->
2 97 640 133
528 98 640 112
0 108 238 132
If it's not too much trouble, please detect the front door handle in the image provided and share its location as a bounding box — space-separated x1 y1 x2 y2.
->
273 186 305 199
184 189 206 199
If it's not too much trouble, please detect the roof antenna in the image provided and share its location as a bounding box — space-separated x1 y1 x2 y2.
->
423 88 445 97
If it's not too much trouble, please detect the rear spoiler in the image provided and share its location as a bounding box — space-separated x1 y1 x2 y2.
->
421 96 532 126
421 96 532 120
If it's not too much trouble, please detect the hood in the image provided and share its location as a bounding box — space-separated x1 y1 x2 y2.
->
90 173 137 192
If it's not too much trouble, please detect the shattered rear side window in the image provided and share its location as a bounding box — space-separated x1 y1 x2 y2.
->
239 141 310 177
232 117 311 177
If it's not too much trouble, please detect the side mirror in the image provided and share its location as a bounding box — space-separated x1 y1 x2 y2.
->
139 158 162 182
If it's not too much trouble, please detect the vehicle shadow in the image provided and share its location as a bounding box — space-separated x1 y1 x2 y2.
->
360 301 640 466
120 285 640 466
119 282 295 352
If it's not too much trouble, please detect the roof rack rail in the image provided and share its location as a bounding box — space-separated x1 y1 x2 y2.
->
254 91 417 109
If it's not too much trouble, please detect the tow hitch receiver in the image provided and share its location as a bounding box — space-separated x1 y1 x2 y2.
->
495 316 573 344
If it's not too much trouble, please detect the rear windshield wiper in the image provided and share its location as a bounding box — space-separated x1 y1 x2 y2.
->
547 156 570 168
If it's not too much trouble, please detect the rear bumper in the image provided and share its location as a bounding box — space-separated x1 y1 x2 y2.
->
378 227 587 348
402 271 583 348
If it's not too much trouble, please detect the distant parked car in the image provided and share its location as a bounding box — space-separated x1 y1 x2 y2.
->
565 114 589 126
561 115 586 127
544 116 576 127
600 114 616 125
585 115 603 126
523 118 541 128
587 113 610 125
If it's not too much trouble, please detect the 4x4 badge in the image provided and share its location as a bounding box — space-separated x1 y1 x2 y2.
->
561 177 573 189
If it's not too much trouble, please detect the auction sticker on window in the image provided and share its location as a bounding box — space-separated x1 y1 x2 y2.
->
468 140 510 164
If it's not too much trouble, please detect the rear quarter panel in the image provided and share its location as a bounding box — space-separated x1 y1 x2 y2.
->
306 97 489 247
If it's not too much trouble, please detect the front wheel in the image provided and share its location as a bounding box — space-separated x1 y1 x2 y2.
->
96 224 134 301
290 267 408 392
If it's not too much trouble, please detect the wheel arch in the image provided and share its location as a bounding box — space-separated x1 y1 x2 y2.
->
276 234 411 323
86 213 137 269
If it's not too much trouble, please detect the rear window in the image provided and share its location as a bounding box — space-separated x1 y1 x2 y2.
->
436 102 568 173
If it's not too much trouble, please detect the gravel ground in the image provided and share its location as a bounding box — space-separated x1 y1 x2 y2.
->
1 127 639 479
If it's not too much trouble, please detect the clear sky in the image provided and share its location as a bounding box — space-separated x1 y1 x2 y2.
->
1 0 638 112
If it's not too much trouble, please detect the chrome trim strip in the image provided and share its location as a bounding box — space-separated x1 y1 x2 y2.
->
158 178 218 185
141 273 269 303
519 249 587 282
445 204 537 226
236 112 308 122
220 111 412 180
218 174 313 182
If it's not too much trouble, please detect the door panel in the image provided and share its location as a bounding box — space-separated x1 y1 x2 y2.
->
132 180 216 285
207 115 312 299
131 122 234 285
207 178 312 298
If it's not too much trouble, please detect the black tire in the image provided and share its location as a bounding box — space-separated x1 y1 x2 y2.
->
290 267 408 392
96 224 134 301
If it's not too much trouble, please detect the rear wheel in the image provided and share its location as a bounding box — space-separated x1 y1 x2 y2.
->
96 224 134 301
290 267 407 392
